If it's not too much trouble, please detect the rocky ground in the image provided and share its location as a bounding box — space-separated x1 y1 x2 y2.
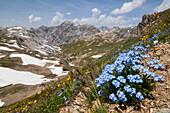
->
59 42 170 113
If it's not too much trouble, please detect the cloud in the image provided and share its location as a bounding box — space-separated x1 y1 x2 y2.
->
132 17 140 21
92 8 101 17
73 17 98 25
51 12 64 25
28 15 33 23
154 0 170 12
28 14 42 23
72 14 140 27
111 0 146 15
66 12 71 15
0 19 22 24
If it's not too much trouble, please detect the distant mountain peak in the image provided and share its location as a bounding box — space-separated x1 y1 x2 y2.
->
61 20 73 26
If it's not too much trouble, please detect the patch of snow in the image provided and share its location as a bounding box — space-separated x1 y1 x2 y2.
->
8 40 17 43
116 38 123 42
43 57 48 59
55 46 62 51
0 67 56 87
21 45 27 48
20 33 30 38
49 57 56 59
35 49 48 55
10 54 59 67
42 45 54 50
42 45 61 51
0 99 4 107
46 65 69 76
0 46 15 51
8 30 17 33
43 59 59 65
69 63 75 66
0 55 6 58
19 32 30 38
35 54 41 57
8 27 30 39
12 26 23 30
5 43 23 49
92 55 102 58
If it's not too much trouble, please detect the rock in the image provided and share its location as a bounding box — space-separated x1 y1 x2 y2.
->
156 50 162 56
33 21 100 45
126 106 134 113
150 108 154 113
137 13 159 35
156 108 170 113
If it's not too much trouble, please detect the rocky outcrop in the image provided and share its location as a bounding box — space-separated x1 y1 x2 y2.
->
0 21 137 55
137 13 159 34
137 8 170 35
33 21 100 45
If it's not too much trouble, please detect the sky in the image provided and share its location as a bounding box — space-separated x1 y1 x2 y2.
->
0 0 169 28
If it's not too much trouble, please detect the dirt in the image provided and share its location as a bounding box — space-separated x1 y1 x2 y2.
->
0 78 61 106
0 56 53 76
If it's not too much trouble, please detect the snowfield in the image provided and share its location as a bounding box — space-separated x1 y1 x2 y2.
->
0 46 15 51
92 55 102 58
69 63 75 66
5 42 23 49
9 54 68 76
0 55 6 58
0 67 55 87
10 54 60 67
0 99 4 107
47 65 69 76
35 49 48 55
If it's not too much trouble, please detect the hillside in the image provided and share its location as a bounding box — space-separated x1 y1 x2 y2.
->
0 8 170 113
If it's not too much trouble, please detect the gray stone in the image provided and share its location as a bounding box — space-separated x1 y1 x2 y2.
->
156 108 170 113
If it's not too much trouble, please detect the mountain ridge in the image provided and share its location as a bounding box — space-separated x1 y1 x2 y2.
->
0 21 137 56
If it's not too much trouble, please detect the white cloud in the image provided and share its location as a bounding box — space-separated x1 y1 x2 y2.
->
51 12 64 25
111 0 146 15
73 17 98 25
34 17 42 22
154 0 170 12
92 8 101 17
72 14 140 27
28 14 42 23
66 12 71 15
28 15 33 23
132 17 140 21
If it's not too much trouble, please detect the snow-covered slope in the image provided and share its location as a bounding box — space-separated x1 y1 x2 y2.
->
0 99 4 107
0 67 56 87
0 46 15 51
10 54 59 67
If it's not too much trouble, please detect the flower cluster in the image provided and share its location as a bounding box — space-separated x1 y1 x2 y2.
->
112 80 120 88
116 91 127 102
136 92 144 100
147 59 159 66
124 85 136 97
127 74 143 83
109 93 118 102
95 31 166 103
151 64 165 70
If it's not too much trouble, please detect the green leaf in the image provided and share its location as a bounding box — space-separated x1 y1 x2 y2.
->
104 103 109 108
